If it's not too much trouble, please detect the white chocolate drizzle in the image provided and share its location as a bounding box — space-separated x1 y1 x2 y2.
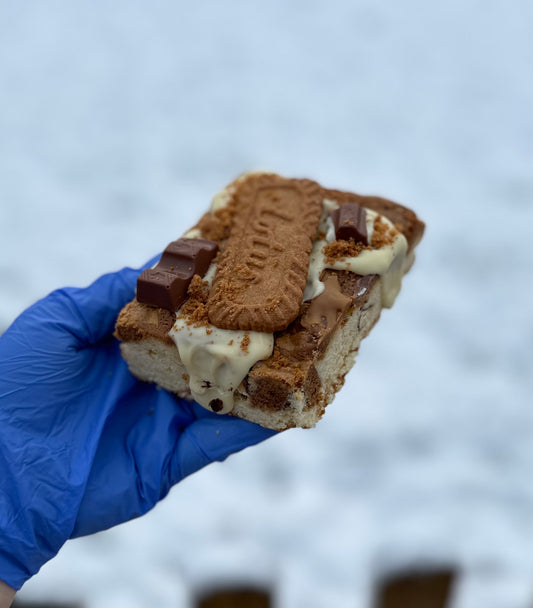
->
182 228 202 239
169 320 273 414
169 260 274 414
304 200 408 308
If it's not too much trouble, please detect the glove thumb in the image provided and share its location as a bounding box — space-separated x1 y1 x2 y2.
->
53 257 158 347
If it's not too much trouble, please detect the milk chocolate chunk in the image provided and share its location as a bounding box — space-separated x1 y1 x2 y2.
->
137 238 218 311
275 272 372 361
159 238 218 277
137 268 190 311
330 202 368 244
301 273 353 331
207 174 323 333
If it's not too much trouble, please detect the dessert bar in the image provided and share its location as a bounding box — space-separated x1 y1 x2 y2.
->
115 173 424 430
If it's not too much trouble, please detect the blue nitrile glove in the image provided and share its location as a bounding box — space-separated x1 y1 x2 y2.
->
0 262 276 590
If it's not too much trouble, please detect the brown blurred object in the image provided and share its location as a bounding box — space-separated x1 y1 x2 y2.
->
12 602 82 608
375 568 456 608
197 586 271 608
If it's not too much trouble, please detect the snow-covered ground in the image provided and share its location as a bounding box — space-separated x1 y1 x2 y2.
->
1 1 532 606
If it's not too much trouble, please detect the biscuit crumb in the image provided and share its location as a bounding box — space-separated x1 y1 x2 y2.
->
322 215 397 263
267 349 306 386
241 333 250 353
371 215 397 248
179 275 211 327
267 348 293 370
322 239 370 263
195 204 237 243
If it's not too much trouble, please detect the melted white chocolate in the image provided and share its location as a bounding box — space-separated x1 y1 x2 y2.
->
168 260 273 414
303 199 335 301
182 228 202 239
303 238 328 301
304 201 408 308
169 321 274 414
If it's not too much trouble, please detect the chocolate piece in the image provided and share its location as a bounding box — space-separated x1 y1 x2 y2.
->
209 398 224 412
323 188 425 252
336 272 378 305
329 202 368 244
137 268 190 311
136 238 218 311
159 238 218 277
272 272 375 363
301 273 352 331
207 174 323 332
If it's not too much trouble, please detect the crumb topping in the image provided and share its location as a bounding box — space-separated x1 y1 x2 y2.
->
262 348 306 386
179 275 211 327
195 201 237 243
371 215 397 248
240 333 250 353
322 214 398 264
322 238 371 263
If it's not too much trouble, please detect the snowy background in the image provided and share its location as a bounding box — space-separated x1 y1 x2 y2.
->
1 0 532 606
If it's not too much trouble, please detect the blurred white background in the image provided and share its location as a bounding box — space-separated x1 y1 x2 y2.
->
1 1 532 607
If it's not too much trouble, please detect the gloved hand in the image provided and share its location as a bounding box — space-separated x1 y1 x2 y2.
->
0 262 276 590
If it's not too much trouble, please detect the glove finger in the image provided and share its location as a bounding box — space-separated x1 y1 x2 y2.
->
73 389 276 537
172 414 278 480
58 256 159 347
71 385 197 537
